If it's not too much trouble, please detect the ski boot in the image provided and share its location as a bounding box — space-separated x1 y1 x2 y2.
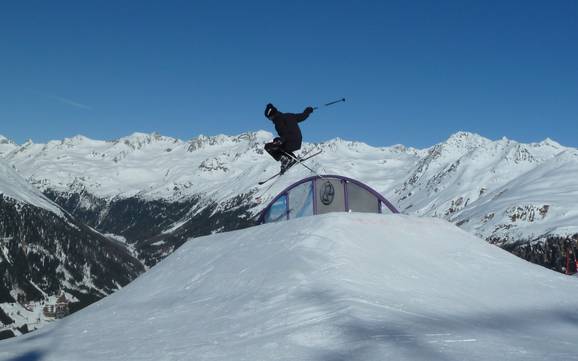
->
280 155 296 174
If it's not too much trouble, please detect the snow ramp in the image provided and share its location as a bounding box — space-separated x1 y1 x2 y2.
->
2 213 578 361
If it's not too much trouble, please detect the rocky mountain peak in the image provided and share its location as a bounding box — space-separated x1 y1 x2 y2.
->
115 132 181 150
442 131 492 152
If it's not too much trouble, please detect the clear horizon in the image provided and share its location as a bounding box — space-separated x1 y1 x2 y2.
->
1 1 577 149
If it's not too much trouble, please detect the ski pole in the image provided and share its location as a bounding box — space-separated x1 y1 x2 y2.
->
313 98 345 110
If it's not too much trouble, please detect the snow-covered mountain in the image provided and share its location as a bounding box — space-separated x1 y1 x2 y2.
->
0 159 144 339
1 131 270 201
1 213 578 361
394 132 571 224
0 158 63 216
393 132 578 272
1 130 576 273
0 136 17 158
0 131 423 204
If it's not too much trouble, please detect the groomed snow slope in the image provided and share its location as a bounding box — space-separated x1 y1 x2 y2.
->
1 213 578 361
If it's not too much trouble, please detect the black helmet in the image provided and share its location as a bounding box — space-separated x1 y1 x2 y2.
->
264 103 278 119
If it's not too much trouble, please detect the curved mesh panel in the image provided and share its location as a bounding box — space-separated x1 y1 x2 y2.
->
346 182 380 213
288 181 314 219
264 194 288 223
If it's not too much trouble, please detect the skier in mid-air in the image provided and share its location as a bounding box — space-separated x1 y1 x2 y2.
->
264 103 314 174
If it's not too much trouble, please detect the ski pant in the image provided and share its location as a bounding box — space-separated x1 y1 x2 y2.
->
264 141 297 162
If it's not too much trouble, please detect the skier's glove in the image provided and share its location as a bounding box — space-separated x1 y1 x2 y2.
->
304 107 314 115
273 137 283 145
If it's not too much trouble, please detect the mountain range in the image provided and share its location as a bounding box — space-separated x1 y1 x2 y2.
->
1 130 577 338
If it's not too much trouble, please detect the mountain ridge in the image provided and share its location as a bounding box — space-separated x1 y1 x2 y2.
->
2 130 576 251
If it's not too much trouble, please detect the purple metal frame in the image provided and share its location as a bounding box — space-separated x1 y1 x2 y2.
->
342 179 349 212
258 174 399 224
286 190 290 220
312 179 318 215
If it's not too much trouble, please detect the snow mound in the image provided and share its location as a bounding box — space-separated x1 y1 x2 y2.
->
1 213 578 361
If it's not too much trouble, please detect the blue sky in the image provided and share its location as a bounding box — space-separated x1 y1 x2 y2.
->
1 0 577 148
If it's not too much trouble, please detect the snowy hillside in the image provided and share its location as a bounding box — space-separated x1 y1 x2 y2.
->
0 159 144 339
453 148 578 242
0 159 63 215
394 132 577 241
1 213 578 361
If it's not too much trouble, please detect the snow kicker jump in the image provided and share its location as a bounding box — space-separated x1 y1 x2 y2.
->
258 174 399 224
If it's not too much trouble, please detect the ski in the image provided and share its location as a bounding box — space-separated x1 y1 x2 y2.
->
258 150 323 186
258 172 282 186
283 151 325 179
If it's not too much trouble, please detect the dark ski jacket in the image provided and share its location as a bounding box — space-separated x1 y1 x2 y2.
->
270 111 311 151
